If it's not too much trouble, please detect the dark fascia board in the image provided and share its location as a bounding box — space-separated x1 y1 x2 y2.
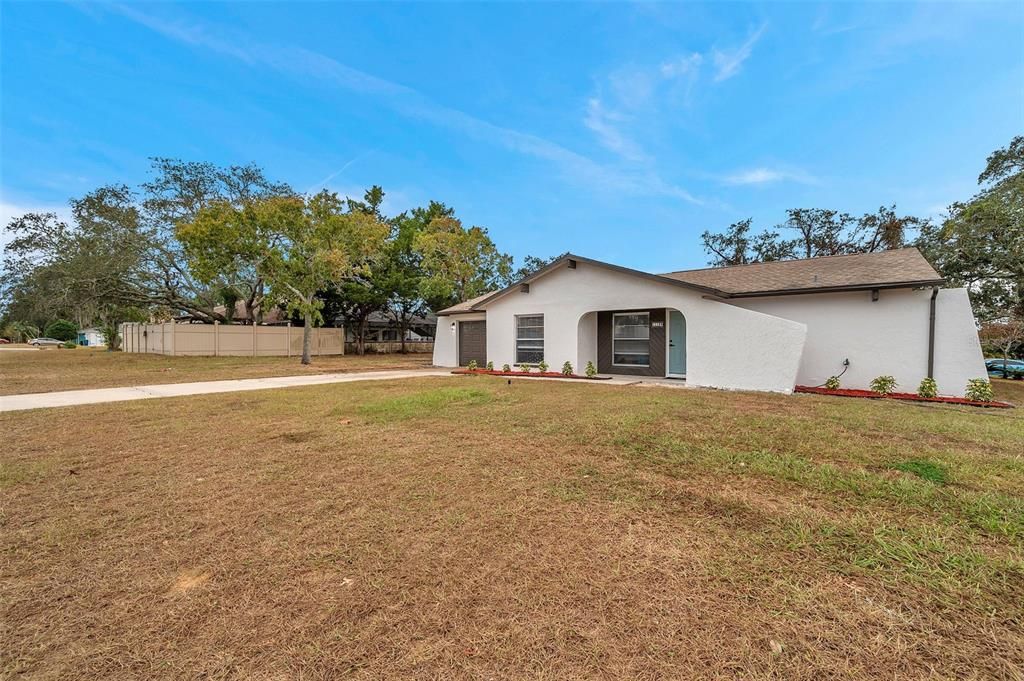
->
439 309 488 316
724 278 946 299
466 253 728 310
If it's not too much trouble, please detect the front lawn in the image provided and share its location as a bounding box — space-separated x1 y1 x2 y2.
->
2 377 1022 678
0 346 432 395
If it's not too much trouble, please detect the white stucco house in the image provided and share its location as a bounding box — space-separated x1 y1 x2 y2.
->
431 248 988 396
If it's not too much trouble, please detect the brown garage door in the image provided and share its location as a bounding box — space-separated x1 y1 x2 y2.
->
458 321 487 366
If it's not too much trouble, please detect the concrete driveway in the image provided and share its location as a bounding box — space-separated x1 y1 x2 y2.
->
0 369 451 412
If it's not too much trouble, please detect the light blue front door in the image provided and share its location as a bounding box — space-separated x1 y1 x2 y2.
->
668 310 686 376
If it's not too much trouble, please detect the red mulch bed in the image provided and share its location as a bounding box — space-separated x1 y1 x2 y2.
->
795 385 1014 408
452 369 611 380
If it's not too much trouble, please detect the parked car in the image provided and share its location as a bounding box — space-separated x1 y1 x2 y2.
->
985 358 1024 379
0 338 10 344
28 337 64 347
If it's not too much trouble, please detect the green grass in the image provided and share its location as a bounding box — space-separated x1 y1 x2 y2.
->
357 386 494 420
892 458 949 484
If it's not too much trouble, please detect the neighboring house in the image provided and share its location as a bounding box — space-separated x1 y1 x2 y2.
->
77 328 106 346
343 311 436 343
176 301 289 325
432 249 987 397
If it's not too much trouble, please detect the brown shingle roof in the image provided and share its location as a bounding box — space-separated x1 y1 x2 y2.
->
436 248 944 313
659 248 943 297
436 291 494 315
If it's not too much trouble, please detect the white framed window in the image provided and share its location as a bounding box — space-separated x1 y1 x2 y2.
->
613 312 650 367
515 314 544 364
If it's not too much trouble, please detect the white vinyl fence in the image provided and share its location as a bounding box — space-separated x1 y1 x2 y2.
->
119 323 344 357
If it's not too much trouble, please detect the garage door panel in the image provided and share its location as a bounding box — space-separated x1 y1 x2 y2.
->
458 321 487 366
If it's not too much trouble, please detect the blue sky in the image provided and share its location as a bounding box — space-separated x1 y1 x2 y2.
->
1 1 1021 271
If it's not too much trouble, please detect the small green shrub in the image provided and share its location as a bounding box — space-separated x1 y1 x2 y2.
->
486 361 494 371
518 363 531 373
916 377 938 398
61 340 77 349
44 319 78 342
824 376 840 390
466 359 478 371
965 378 994 402
537 359 549 373
502 363 511 373
561 361 574 376
892 459 948 485
585 361 598 378
870 375 897 395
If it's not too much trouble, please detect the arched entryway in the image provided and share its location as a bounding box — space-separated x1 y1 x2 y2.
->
575 307 686 378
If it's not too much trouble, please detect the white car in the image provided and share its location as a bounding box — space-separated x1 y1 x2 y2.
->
29 337 64 347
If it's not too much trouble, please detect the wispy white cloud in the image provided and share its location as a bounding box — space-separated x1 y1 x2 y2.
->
712 24 767 82
583 98 649 163
103 4 703 205
304 153 371 195
659 53 703 79
811 6 862 37
583 52 702 162
581 26 764 164
721 167 818 186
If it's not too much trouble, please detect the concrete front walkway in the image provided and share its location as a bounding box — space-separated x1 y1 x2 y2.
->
0 369 452 413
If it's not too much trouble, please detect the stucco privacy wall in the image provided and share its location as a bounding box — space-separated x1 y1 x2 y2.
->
447 262 807 393
120 323 344 356
432 312 485 367
732 287 986 397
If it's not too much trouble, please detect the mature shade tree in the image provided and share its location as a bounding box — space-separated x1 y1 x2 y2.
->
917 136 1023 321
701 206 928 267
381 207 429 354
700 219 796 267
413 203 513 312
142 158 294 323
1 212 78 327
2 159 296 331
2 186 147 332
852 205 924 252
511 254 564 281
184 191 388 364
318 187 394 355
979 319 1024 367
175 197 279 324
781 208 857 258
321 274 390 356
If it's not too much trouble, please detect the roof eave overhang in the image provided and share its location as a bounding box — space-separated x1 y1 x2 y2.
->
724 278 946 299
437 308 488 316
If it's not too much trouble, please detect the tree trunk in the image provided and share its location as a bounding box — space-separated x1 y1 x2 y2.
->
357 317 368 356
301 312 313 365
399 318 408 354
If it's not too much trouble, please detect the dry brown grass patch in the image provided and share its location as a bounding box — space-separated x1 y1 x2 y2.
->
1 377 1022 679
